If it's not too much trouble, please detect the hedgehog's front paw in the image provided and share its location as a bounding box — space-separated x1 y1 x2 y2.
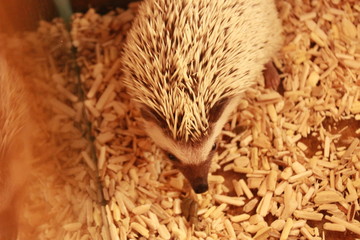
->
263 61 280 90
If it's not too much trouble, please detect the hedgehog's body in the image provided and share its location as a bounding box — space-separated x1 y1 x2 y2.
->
121 0 282 193
0 55 32 239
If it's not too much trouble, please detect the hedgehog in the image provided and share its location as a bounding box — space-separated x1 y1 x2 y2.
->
0 55 32 239
121 0 283 193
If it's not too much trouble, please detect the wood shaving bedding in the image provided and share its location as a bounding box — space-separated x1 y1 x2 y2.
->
0 0 359 239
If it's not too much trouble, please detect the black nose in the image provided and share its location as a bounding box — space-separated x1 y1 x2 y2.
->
193 183 208 193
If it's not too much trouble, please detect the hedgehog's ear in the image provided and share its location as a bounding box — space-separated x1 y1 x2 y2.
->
208 97 230 123
140 104 167 128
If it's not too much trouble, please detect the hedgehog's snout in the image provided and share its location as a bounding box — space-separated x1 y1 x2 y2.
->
175 159 211 194
191 177 209 194
193 180 208 194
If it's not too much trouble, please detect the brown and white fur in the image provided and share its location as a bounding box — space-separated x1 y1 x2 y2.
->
121 0 283 193
0 55 33 239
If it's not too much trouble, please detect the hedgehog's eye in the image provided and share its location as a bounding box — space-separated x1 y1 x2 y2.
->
211 143 217 151
167 153 179 162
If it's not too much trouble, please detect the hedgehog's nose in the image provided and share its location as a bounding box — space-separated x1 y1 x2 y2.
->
192 178 208 194
194 183 208 193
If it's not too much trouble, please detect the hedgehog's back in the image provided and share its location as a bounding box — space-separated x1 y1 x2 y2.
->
121 0 282 141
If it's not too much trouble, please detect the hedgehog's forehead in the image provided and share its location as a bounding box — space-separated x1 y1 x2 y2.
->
160 91 211 141
163 120 210 143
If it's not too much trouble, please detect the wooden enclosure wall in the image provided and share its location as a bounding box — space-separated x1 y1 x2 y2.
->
0 0 135 33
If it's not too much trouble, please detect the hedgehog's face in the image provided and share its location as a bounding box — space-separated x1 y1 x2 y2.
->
139 96 240 194
140 118 217 194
